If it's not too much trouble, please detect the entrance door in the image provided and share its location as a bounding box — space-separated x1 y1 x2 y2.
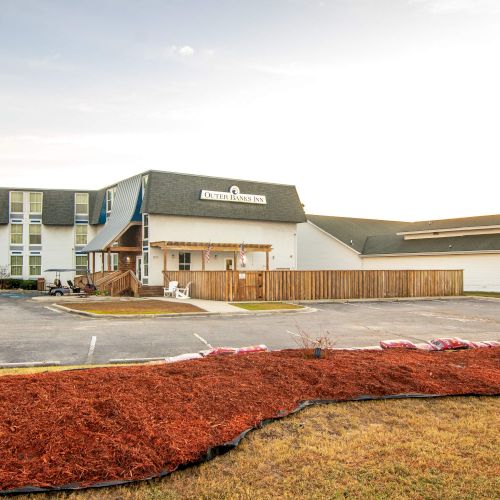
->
136 257 142 282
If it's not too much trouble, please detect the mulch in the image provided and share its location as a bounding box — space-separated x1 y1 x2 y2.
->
0 348 499 492
66 300 205 314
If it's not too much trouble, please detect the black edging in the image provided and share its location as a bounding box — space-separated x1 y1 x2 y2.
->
1 393 497 496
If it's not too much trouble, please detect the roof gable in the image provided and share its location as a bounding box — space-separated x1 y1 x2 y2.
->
142 171 306 223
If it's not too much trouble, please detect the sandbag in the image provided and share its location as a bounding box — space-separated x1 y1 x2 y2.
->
380 340 417 349
429 338 470 350
164 353 203 363
415 343 438 351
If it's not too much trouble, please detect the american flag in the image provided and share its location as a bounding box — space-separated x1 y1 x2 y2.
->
239 243 246 267
204 243 212 264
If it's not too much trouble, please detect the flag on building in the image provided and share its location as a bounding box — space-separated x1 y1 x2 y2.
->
204 243 212 264
239 243 246 267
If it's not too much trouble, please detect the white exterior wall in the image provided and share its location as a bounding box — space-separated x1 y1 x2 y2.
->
0 222 101 283
147 215 298 286
297 222 362 270
297 222 500 291
0 225 9 271
362 253 500 292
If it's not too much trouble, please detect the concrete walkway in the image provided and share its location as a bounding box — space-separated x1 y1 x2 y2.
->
153 297 246 313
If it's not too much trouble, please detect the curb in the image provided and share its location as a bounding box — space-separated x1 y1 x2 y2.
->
51 303 314 319
0 361 61 369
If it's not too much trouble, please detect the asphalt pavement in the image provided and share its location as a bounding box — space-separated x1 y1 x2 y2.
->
0 295 499 365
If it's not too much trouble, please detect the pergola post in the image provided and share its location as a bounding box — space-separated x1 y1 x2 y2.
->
101 252 105 277
234 251 237 271
92 252 96 278
107 251 111 272
202 247 206 271
266 251 270 271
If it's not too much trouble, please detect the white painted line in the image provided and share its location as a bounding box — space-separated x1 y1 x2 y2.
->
86 336 97 364
193 333 213 349
45 306 63 314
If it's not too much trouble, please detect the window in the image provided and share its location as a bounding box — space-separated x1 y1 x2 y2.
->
179 252 191 271
29 224 42 245
106 187 116 214
10 192 23 213
75 193 89 215
29 192 43 214
75 254 88 274
143 251 149 277
143 213 149 242
10 255 23 276
10 224 23 245
29 255 41 276
112 253 119 271
75 224 88 245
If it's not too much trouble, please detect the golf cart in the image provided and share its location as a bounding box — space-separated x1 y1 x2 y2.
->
44 269 96 296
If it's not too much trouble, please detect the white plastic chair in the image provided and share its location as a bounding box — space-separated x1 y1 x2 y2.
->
163 281 178 297
175 282 191 299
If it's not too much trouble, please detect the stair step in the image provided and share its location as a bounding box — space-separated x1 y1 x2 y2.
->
139 285 164 298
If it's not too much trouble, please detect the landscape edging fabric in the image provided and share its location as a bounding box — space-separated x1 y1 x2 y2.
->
1 392 497 496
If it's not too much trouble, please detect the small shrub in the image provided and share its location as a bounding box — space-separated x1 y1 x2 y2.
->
288 327 336 356
119 288 134 297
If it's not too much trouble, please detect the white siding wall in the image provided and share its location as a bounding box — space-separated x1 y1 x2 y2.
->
362 254 500 292
297 222 362 270
0 225 9 270
147 215 298 286
297 222 500 292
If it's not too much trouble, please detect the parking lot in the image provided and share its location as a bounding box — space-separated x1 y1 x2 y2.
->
0 295 499 365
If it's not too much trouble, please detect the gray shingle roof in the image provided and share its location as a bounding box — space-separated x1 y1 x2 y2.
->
307 214 406 252
363 232 500 255
400 214 500 233
142 171 306 223
307 214 500 255
0 188 98 225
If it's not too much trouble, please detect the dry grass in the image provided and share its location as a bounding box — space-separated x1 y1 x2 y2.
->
64 300 205 315
0 364 134 377
231 302 303 311
11 396 499 499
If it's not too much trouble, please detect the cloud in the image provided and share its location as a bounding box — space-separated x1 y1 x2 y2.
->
409 0 500 13
178 46 195 57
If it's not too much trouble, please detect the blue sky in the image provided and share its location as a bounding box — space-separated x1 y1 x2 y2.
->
1 0 499 220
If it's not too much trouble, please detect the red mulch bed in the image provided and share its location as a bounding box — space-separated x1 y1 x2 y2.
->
0 348 499 492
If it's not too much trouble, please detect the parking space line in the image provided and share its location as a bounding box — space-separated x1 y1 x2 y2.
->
193 333 213 349
45 306 63 314
86 336 97 364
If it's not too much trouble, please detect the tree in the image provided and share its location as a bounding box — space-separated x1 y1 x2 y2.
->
0 265 10 289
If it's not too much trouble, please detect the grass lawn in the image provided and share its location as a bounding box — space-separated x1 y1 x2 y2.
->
14 395 497 499
63 300 206 315
465 291 500 298
231 301 303 310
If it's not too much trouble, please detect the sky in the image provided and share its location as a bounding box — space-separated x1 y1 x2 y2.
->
1 0 499 221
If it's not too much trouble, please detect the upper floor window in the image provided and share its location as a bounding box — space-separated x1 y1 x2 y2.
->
143 213 149 242
10 192 23 213
75 193 89 215
29 224 42 245
10 224 23 245
75 224 88 245
106 187 116 214
29 192 43 214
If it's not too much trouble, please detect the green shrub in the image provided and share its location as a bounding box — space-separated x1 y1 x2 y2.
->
2 279 37 290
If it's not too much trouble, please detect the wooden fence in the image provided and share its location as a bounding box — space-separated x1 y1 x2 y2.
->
163 269 463 302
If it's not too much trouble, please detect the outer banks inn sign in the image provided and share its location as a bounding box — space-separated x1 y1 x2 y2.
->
200 185 267 205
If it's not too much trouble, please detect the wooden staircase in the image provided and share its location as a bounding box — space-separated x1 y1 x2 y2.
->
139 285 165 298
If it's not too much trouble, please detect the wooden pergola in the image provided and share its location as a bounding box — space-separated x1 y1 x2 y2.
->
150 241 273 271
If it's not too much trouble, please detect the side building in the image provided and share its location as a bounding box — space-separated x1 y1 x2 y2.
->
297 214 500 292
0 171 306 288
